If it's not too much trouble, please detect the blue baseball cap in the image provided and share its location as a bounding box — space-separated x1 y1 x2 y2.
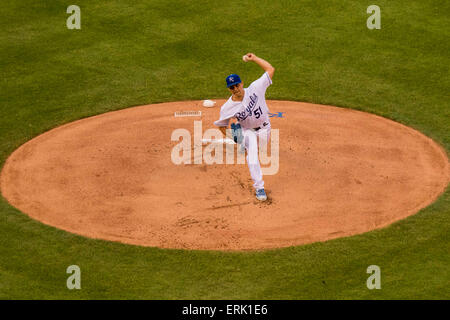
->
226 74 241 87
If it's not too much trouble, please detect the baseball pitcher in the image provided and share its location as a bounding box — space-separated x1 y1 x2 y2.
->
214 53 275 201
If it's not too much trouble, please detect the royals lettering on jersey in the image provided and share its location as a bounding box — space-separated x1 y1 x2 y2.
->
214 72 272 129
235 93 259 121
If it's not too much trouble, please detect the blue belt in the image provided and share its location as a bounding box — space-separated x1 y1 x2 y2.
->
254 122 269 131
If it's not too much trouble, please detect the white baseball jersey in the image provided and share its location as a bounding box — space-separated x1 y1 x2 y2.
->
214 72 272 129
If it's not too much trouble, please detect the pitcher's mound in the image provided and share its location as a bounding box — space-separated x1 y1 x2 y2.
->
1 101 448 250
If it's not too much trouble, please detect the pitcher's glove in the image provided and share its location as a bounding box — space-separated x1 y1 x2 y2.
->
230 123 243 144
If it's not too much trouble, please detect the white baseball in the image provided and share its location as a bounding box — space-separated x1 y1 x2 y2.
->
242 55 249 62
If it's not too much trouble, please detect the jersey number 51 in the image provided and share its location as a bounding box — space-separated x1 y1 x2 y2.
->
254 107 263 119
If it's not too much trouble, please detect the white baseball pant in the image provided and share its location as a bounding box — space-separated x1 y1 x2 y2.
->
242 125 271 190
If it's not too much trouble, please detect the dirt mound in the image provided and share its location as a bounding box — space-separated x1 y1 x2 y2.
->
1 100 448 250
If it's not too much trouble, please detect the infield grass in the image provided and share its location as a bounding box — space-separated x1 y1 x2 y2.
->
0 0 449 299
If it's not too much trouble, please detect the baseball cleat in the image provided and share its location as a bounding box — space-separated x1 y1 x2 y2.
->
256 189 267 201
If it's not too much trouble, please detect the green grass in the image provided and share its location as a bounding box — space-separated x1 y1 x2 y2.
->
0 0 448 299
